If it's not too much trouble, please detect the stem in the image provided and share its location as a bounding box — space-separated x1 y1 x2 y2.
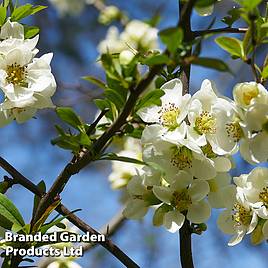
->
178 0 195 267
179 219 194 268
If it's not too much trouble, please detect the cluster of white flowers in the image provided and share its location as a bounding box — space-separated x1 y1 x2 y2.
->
122 78 268 244
49 0 93 16
98 20 159 55
0 19 56 127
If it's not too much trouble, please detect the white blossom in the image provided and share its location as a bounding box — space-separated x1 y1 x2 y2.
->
153 171 210 232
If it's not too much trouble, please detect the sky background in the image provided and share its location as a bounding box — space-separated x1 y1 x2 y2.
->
0 0 268 267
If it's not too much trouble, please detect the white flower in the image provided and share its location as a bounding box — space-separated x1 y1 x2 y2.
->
153 171 210 232
233 82 268 109
98 5 120 25
0 51 56 126
142 128 217 181
109 137 143 189
98 26 126 54
236 167 268 219
217 189 258 246
121 20 158 51
188 79 242 155
49 0 86 16
98 19 159 54
123 174 149 220
138 79 190 141
0 19 39 55
240 102 268 163
207 172 235 208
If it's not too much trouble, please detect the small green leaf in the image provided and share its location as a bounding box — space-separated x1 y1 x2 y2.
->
221 7 241 27
11 4 47 21
56 107 84 132
24 25 39 39
0 193 25 230
100 153 146 165
32 180 46 219
159 27 183 53
192 57 231 72
215 36 244 58
82 76 107 90
0 6 7 26
136 89 164 111
143 54 170 66
262 65 268 79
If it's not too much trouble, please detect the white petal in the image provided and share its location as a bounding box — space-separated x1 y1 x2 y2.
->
153 186 172 204
217 210 235 234
187 200 211 223
189 180 209 202
163 210 185 233
123 199 148 220
213 157 232 172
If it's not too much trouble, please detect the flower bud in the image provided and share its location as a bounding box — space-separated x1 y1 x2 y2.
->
119 50 135 65
98 6 120 25
233 82 259 108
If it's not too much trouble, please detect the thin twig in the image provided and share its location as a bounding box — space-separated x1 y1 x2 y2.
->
0 156 139 268
82 206 126 252
193 27 248 37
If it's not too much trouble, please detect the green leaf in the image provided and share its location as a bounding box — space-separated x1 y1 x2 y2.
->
82 76 107 90
159 27 183 53
215 36 244 58
100 153 146 165
143 54 170 66
32 180 46 219
262 64 268 79
40 209 81 234
192 57 231 72
32 199 61 233
56 107 84 132
0 193 25 230
2 0 9 8
136 89 164 111
0 6 6 26
221 7 241 27
24 25 39 39
11 4 47 21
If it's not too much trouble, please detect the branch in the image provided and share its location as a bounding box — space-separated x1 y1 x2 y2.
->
193 27 248 37
0 156 139 268
82 206 126 252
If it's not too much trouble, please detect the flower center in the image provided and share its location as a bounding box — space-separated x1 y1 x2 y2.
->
226 121 243 142
170 146 193 170
171 189 192 212
159 103 180 129
232 203 252 226
243 88 259 105
259 187 268 207
195 111 216 134
201 143 217 158
6 63 27 86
